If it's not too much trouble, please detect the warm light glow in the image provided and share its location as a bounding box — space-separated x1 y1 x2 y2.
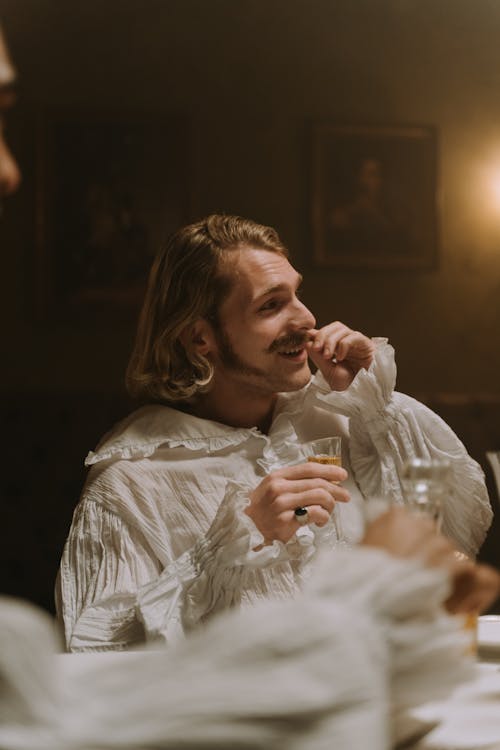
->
485 164 500 212
453 146 500 254
465 150 500 237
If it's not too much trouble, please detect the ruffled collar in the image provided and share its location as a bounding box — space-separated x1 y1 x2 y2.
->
85 404 263 466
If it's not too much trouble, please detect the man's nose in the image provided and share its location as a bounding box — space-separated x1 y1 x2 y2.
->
290 298 316 330
0 135 21 196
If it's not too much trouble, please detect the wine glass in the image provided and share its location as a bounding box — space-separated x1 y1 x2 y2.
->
302 437 345 543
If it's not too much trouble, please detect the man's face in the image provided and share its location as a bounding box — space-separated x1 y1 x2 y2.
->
210 247 316 396
0 26 21 199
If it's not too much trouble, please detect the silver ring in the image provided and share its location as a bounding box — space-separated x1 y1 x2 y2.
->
294 507 309 526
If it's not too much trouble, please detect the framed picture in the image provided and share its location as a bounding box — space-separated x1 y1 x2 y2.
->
35 112 190 320
311 123 438 270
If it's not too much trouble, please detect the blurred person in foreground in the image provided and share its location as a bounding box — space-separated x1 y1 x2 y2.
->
4 509 500 750
1 19 500 750
56 210 493 652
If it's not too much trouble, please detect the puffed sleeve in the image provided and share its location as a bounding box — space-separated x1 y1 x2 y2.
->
57 483 316 652
57 500 159 652
310 338 492 557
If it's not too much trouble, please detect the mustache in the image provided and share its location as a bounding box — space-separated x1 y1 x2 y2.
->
268 332 312 353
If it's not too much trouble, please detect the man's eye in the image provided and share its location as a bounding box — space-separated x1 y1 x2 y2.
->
259 299 280 313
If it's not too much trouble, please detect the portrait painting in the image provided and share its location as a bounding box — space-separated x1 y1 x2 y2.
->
35 113 190 320
311 124 438 270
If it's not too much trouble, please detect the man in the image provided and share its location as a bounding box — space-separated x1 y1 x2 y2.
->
57 214 493 652
0 25 21 203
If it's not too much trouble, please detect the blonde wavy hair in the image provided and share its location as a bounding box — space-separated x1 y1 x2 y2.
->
126 214 288 403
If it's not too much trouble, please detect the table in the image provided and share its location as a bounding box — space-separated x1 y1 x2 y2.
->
407 639 500 750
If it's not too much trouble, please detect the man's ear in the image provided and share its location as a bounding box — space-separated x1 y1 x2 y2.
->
179 319 215 356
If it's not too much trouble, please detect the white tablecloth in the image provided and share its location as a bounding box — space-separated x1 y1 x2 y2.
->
410 662 500 749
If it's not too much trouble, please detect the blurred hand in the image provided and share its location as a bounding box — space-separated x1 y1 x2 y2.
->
445 554 500 615
306 321 375 391
245 462 349 544
361 507 500 615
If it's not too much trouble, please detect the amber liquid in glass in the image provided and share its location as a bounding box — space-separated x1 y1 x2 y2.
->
307 455 342 467
307 454 344 541
462 612 479 656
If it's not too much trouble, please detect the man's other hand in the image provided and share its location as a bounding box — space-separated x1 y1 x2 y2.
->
307 321 375 391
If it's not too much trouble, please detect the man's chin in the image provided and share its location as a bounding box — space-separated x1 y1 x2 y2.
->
279 365 312 392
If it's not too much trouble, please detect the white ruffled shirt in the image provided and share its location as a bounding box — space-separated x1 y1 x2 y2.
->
56 339 492 652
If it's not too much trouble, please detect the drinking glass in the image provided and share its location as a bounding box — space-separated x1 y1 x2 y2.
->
400 457 451 530
302 437 345 542
401 458 477 651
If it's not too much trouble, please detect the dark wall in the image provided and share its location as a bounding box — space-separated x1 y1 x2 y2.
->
1 0 499 612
